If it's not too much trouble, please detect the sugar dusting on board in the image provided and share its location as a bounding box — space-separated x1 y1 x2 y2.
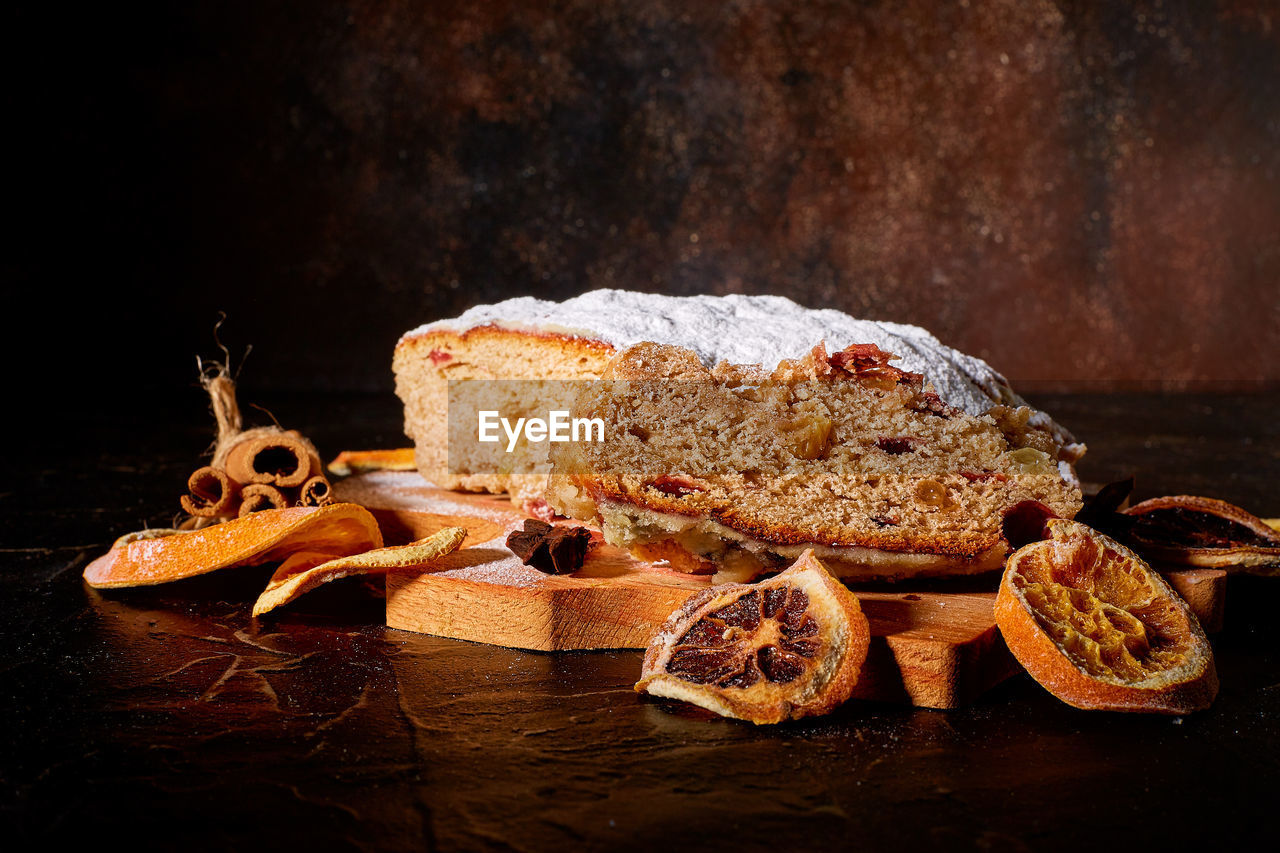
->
335 472 709 590
401 289 1024 417
333 472 586 588
427 549 550 589
334 471 512 526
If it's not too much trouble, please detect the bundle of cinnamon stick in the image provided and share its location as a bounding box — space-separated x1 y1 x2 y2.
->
179 363 333 526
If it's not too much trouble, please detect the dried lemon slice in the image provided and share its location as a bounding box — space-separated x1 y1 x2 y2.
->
995 519 1218 714
636 549 869 724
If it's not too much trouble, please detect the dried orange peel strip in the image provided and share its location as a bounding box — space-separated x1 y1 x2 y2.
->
636 549 869 724
252 526 467 616
83 504 383 589
327 448 417 477
995 519 1218 714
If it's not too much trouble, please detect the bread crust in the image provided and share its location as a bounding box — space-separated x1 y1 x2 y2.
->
582 477 1004 556
397 322 618 361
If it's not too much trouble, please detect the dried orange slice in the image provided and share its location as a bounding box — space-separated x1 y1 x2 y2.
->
1124 495 1280 574
327 448 417 477
635 549 869 724
83 504 383 589
252 526 466 616
995 519 1217 714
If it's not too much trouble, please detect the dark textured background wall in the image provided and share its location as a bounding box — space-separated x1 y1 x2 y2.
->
9 0 1280 414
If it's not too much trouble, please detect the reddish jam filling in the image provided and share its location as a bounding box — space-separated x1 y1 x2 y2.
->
650 475 704 497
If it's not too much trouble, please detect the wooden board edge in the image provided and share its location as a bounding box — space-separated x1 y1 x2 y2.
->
386 569 693 651
1163 568 1227 633
852 623 1017 710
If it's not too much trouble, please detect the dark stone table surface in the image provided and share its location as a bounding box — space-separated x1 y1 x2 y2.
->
2 391 1277 851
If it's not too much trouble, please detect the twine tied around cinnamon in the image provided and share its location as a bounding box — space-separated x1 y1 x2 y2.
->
179 361 333 527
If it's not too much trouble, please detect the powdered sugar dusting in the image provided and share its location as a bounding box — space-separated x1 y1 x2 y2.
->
428 550 549 588
402 289 1023 416
335 472 571 587
334 471 512 528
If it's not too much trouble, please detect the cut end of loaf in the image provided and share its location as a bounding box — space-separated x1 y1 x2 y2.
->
393 325 616 494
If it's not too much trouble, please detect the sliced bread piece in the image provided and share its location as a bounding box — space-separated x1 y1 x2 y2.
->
394 290 1081 510
547 341 1083 582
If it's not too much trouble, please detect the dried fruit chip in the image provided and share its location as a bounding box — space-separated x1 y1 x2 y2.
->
1000 500 1059 549
635 549 869 724
327 448 417 477
995 519 1217 714
83 504 383 589
1124 495 1280 574
252 526 466 616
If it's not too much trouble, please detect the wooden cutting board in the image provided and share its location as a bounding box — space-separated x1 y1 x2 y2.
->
334 471 1225 710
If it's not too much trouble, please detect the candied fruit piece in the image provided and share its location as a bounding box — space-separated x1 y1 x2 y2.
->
989 404 1061 456
828 343 921 384
914 479 947 509
1006 447 1055 475
909 391 959 419
785 414 834 460
876 436 918 455
857 370 903 392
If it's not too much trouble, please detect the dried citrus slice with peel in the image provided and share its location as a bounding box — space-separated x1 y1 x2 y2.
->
636 549 869 724
252 526 466 616
83 504 383 588
1124 495 1280 574
995 519 1217 714
327 448 417 477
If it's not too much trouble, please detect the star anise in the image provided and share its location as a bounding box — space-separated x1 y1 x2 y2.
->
506 519 594 575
